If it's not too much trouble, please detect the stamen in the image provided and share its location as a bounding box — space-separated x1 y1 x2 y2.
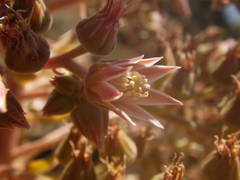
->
119 71 151 98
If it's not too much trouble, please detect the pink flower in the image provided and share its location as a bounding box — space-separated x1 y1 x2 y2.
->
84 55 183 129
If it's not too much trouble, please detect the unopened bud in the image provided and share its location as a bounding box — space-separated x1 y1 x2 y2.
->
76 0 125 55
220 75 240 131
61 142 96 180
0 6 50 73
103 127 137 165
201 134 240 180
152 153 185 180
5 29 50 73
13 0 52 33
170 0 192 18
211 0 230 10
55 128 81 165
71 97 109 148
43 90 75 116
51 76 82 96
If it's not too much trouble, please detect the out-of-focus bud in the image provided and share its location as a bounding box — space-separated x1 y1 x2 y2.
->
76 0 125 55
201 134 240 180
43 90 75 116
211 42 240 85
51 76 82 96
0 92 30 129
71 97 109 148
61 142 96 180
170 0 192 18
55 128 81 165
0 6 50 73
13 0 52 33
103 126 137 165
233 0 240 9
211 0 230 10
151 153 185 180
96 158 126 180
220 75 240 131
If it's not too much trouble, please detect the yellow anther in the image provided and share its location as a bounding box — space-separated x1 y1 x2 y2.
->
119 71 151 98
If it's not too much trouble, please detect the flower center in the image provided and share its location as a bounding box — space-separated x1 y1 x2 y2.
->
119 71 151 98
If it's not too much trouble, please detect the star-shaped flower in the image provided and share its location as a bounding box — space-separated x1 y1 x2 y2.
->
84 55 183 128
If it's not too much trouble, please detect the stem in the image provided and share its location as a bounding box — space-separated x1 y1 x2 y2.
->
45 45 88 69
60 58 88 78
19 92 50 100
0 129 19 163
11 124 72 160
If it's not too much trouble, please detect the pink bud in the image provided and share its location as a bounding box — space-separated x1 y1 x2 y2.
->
76 0 125 55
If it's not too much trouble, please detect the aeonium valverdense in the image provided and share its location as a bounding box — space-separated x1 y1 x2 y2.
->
82 55 182 129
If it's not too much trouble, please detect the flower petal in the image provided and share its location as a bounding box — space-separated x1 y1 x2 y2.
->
129 89 183 106
90 82 123 102
111 55 144 66
113 101 164 128
88 65 131 82
103 101 136 126
136 65 181 82
136 57 163 67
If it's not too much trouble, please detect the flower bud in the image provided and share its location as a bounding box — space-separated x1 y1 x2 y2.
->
0 6 50 73
43 90 75 116
71 97 109 148
61 142 96 180
0 92 30 129
170 0 192 18
201 134 240 180
55 128 81 165
5 29 50 73
211 0 230 10
212 43 240 85
51 76 82 96
13 0 52 33
61 159 96 180
151 154 185 180
103 127 137 165
220 75 240 131
76 0 125 55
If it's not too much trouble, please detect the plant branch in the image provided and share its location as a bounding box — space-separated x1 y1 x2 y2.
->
45 45 88 69
11 123 72 160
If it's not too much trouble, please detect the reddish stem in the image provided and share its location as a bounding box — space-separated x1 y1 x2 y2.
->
45 45 88 69
11 123 72 160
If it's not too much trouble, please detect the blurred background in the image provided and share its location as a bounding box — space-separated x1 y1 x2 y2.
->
3 0 240 179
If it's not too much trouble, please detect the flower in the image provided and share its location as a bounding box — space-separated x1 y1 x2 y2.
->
76 0 125 55
84 55 183 129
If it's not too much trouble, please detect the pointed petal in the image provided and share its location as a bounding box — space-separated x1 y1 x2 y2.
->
89 65 131 82
103 101 136 126
129 89 183 106
137 65 181 82
113 101 164 128
71 98 108 148
111 55 144 66
136 57 163 67
90 82 123 102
